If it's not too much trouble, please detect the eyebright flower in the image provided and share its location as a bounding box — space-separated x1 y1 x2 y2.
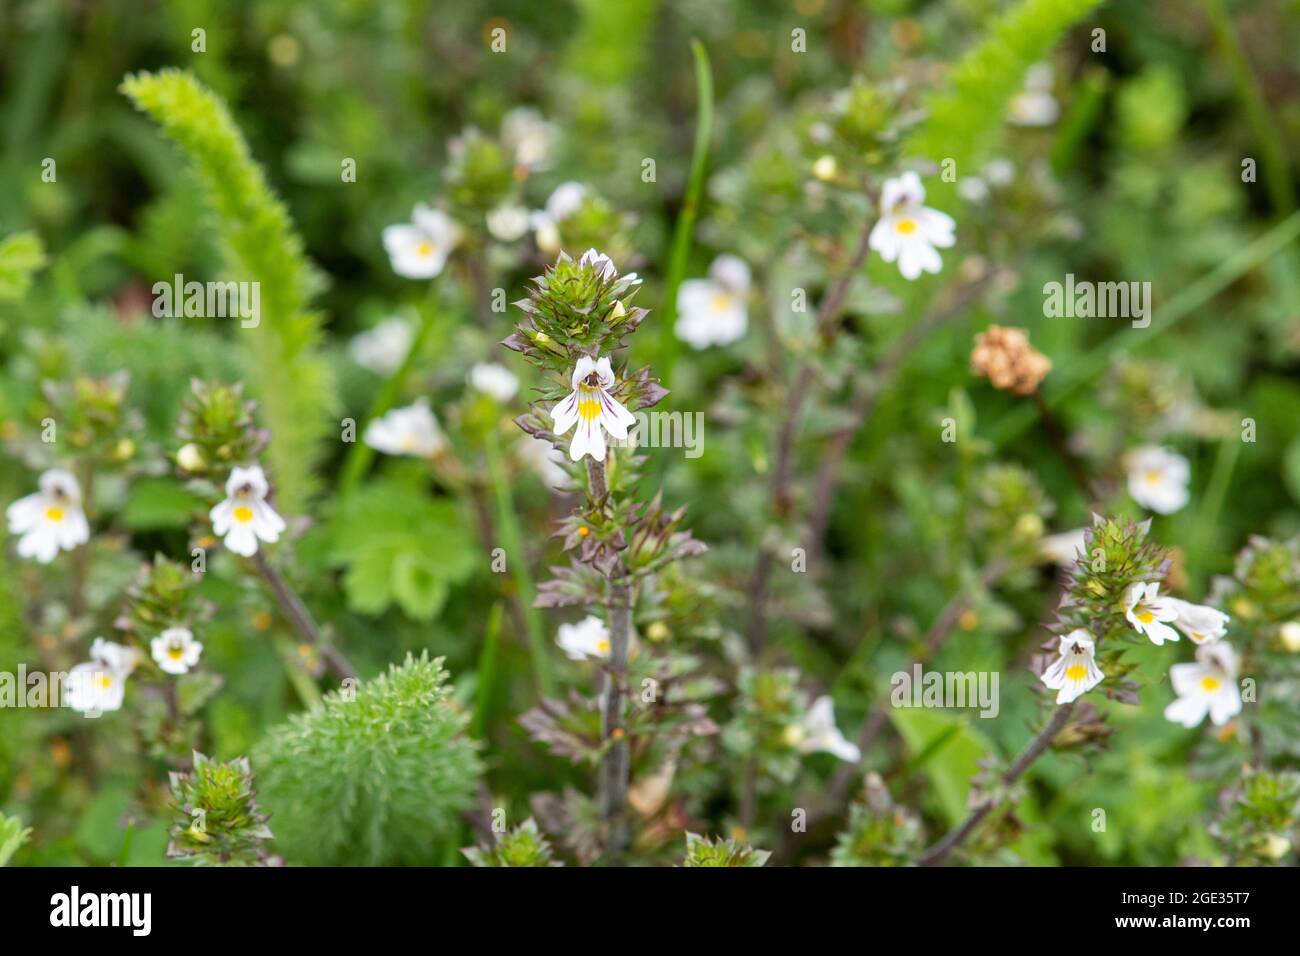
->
363 400 446 458
209 464 286 557
382 203 460 279
150 626 203 675
530 181 586 253
869 171 956 280
1125 581 1180 645
794 696 861 762
6 469 90 564
550 355 637 462
1126 446 1190 515
1164 641 1243 728
556 614 610 661
486 203 531 243
1040 629 1104 704
501 106 556 172
349 318 413 374
468 362 519 402
1163 598 1229 645
66 638 140 715
1008 63 1059 127
675 254 751 349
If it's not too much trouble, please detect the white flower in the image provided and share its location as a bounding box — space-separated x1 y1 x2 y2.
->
519 435 574 490
363 400 445 458
1126 446 1190 514
65 639 140 715
675 254 751 349
486 203 531 243
1164 641 1243 728
501 106 556 171
382 203 460 279
550 355 637 463
1164 598 1229 645
209 465 287 558
1009 63 1059 126
556 614 610 661
796 696 861 762
1040 629 1104 704
530 182 586 252
1039 527 1087 566
469 362 519 402
6 469 90 564
1125 581 1180 646
150 626 203 675
868 171 956 280
1279 621 1300 653
349 318 413 375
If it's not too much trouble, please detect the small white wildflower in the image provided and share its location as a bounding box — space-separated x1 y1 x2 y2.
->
1009 63 1059 126
1039 527 1087 566
1040 629 1104 704
795 695 860 762
66 639 140 715
209 464 287 558
550 355 637 462
1126 446 1190 514
556 614 610 661
486 203 531 243
382 203 460 279
349 318 413 375
363 400 445 458
1125 582 1180 646
518 435 574 490
675 254 751 350
1164 641 1242 728
869 171 956 280
501 106 556 171
530 181 586 253
1163 598 1229 645
468 362 519 402
6 469 90 564
150 626 203 676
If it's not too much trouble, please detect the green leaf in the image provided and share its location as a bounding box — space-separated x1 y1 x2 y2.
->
323 480 477 620
0 811 32 867
0 231 46 301
889 707 992 825
120 476 205 531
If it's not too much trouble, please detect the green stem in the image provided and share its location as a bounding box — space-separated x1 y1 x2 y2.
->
1188 434 1241 587
659 39 713 384
1202 0 1295 216
472 602 503 740
484 425 553 697
339 299 440 496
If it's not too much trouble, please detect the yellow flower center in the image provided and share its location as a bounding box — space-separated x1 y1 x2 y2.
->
97 674 114 690
168 645 185 660
416 241 434 257
1137 609 1154 624
711 292 733 313
577 386 602 423
1200 676 1221 692
896 218 917 235
1144 469 1163 485
596 640 610 654
45 506 65 522
233 505 255 524
1065 664 1089 681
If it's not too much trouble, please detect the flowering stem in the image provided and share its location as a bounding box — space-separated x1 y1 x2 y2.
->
917 700 1076 866
252 551 356 683
584 455 631 859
